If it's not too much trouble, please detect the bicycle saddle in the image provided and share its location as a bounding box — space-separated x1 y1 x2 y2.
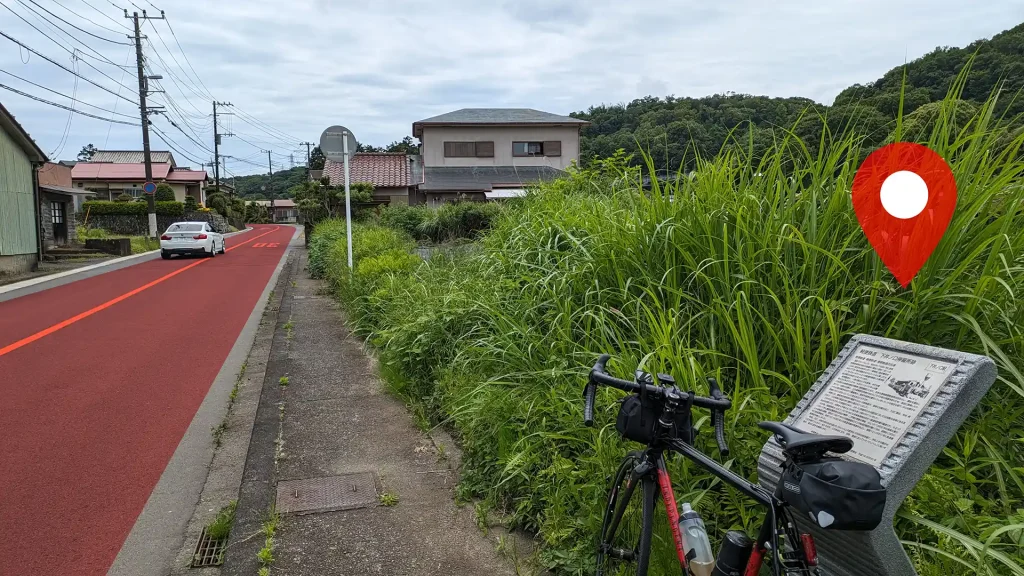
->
758 421 853 462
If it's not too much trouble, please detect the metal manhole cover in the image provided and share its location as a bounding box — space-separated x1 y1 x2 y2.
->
276 472 378 515
191 527 226 567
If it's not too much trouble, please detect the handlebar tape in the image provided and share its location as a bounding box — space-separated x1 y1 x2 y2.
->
713 410 730 458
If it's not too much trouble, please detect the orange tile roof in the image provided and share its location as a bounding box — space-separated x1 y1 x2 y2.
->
324 153 410 188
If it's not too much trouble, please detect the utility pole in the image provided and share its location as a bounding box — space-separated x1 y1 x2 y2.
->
212 101 232 194
266 150 275 218
300 141 313 180
126 8 165 237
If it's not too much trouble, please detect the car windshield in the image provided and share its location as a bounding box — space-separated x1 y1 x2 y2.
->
167 223 204 232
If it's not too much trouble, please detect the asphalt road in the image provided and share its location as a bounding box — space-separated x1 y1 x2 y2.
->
0 224 294 576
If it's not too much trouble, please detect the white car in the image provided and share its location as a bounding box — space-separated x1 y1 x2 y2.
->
160 221 225 259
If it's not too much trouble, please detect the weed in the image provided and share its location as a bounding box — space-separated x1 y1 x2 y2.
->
205 500 237 541
379 491 399 507
211 422 227 447
278 376 289 386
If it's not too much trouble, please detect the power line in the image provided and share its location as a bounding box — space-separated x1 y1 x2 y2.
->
51 0 129 35
0 82 139 125
232 107 303 146
20 0 130 45
49 54 78 157
146 19 210 106
150 124 203 164
6 0 133 72
0 31 139 105
81 0 132 31
164 18 213 100
158 114 213 154
104 47 135 147
0 67 138 118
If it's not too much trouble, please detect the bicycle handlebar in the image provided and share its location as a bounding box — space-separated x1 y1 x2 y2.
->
586 354 732 456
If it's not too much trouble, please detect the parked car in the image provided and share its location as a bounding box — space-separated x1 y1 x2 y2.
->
160 221 225 259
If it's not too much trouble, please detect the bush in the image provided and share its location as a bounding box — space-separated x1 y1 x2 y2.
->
82 200 184 216
184 195 198 212
115 193 133 202
155 183 176 201
374 202 504 243
311 84 1024 575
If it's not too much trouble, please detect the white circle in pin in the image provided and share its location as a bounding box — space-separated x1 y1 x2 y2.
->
880 170 928 219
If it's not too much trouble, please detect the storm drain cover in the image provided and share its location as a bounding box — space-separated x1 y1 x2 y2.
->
191 527 226 567
276 472 378 515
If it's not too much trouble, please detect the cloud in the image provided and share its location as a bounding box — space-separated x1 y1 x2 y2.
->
0 0 1019 173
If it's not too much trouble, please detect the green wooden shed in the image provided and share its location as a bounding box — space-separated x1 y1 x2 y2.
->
0 102 47 276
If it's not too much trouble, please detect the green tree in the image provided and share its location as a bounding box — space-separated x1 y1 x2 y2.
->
309 146 325 170
154 183 176 201
77 144 97 161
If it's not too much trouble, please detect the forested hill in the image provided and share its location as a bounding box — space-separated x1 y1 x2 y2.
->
230 166 307 199
572 21 1024 172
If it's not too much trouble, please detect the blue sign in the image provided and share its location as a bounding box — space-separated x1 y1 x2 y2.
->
143 181 157 194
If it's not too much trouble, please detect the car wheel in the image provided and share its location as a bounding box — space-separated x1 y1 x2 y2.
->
161 251 170 260
219 240 226 254
208 243 216 258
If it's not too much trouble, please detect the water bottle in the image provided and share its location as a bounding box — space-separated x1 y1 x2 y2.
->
679 503 716 576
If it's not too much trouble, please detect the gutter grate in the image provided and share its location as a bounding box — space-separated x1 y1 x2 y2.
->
191 527 227 568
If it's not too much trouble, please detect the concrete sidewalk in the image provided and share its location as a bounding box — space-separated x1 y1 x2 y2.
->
222 247 518 576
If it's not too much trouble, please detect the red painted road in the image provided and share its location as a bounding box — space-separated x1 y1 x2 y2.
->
0 224 293 576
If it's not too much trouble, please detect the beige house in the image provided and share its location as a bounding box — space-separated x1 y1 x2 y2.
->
411 108 588 206
71 150 207 204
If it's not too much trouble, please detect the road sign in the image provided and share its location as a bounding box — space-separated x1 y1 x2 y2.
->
319 125 358 162
143 181 156 194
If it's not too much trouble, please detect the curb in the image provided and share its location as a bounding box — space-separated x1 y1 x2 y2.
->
0 227 254 304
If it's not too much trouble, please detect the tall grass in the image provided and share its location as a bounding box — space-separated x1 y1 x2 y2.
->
310 82 1024 574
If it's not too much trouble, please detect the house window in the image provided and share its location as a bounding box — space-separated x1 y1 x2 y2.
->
513 142 543 157
444 141 494 158
513 141 561 157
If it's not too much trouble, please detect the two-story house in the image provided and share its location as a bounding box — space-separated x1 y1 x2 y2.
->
411 108 589 206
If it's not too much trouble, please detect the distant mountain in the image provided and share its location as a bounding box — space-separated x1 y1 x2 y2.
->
228 166 307 199
572 22 1024 172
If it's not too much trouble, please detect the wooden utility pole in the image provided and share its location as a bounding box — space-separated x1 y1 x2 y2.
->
126 9 165 237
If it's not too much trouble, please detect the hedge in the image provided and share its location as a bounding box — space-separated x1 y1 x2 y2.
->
83 200 184 216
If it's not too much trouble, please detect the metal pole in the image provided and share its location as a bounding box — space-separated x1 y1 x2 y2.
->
131 12 156 237
343 131 352 270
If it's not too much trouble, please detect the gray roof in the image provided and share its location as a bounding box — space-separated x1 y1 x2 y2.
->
40 184 91 195
420 166 564 191
412 108 588 137
90 150 177 166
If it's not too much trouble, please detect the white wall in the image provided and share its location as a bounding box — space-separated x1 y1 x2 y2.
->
421 125 581 170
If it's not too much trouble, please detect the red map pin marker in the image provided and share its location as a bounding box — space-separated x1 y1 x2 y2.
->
852 142 957 288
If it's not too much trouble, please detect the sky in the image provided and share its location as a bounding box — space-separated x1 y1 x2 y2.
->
1 0 1021 175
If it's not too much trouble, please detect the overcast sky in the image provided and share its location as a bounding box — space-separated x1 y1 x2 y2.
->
1 0 1021 175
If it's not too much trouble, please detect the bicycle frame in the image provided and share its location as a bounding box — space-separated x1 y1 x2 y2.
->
608 439 803 576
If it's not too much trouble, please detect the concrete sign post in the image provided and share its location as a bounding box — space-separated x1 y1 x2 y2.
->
757 334 997 576
319 125 358 270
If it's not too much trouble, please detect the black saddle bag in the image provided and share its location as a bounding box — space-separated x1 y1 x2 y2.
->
780 458 886 531
615 394 697 445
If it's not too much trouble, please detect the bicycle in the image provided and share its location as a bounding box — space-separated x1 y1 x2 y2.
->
584 354 884 576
